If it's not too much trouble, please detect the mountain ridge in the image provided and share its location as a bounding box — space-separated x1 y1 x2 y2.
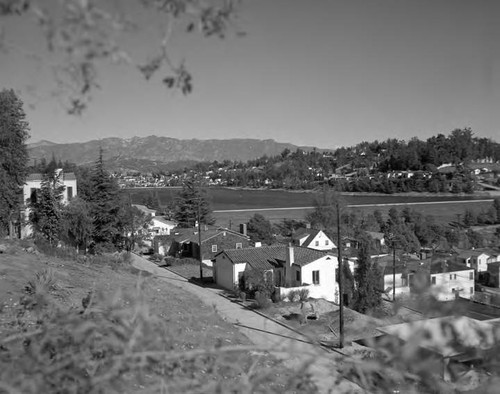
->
27 135 325 171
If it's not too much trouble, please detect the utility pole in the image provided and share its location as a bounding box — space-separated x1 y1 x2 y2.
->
336 202 344 348
197 200 203 281
392 241 396 302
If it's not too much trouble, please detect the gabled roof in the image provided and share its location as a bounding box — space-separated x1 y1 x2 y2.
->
291 228 332 247
457 250 491 259
173 227 248 244
217 245 331 271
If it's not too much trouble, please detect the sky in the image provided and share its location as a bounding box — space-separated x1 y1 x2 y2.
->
0 0 499 150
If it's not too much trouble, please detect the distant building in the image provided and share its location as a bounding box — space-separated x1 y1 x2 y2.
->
291 227 336 250
375 256 475 301
169 226 251 266
21 169 77 238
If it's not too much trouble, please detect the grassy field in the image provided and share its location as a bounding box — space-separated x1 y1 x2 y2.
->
126 187 495 228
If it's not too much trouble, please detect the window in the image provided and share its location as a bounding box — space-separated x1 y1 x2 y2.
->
402 276 408 286
431 276 436 285
67 186 73 200
312 270 320 285
212 245 217 253
470 287 473 294
29 188 37 204
454 274 457 280
451 288 455 293
236 243 242 249
315 240 319 246
449 274 452 280
325 240 329 246
296 271 301 282
469 272 474 280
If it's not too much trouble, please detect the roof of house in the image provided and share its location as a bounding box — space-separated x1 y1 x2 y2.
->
26 172 76 182
151 217 176 226
291 227 318 241
173 227 249 244
132 204 157 216
217 245 331 271
457 250 492 259
375 256 472 276
291 228 334 248
366 231 385 241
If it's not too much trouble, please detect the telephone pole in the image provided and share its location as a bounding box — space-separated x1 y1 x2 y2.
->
336 202 344 348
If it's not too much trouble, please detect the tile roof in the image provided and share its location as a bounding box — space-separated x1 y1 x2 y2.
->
220 245 331 271
173 227 248 244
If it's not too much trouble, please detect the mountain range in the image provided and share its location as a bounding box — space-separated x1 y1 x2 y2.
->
27 136 321 172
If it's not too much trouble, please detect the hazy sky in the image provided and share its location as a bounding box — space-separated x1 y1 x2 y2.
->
1 0 499 149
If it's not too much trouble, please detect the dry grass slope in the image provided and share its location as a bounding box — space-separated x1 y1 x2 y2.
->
0 241 316 393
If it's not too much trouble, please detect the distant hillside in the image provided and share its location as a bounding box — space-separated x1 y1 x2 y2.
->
27 136 318 171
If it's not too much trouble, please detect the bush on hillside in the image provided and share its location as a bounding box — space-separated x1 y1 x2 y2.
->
0 284 317 393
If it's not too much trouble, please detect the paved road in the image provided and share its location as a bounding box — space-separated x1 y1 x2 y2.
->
130 253 364 394
214 198 493 213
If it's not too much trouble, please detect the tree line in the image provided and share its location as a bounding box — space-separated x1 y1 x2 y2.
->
144 128 499 192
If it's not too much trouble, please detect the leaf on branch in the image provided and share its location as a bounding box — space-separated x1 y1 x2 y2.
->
138 56 163 80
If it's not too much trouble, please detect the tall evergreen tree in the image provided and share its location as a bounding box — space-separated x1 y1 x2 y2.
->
87 149 123 249
29 171 65 245
172 180 214 228
0 89 30 236
353 233 382 313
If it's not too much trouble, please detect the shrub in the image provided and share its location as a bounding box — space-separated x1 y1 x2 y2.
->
287 289 299 302
298 288 310 301
149 253 164 263
254 291 272 310
25 268 57 295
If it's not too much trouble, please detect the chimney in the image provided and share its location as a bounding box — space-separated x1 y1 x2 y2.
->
240 223 247 236
305 222 311 229
286 244 295 267
285 244 294 286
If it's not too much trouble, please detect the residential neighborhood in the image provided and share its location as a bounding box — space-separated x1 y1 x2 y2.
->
2 2 500 390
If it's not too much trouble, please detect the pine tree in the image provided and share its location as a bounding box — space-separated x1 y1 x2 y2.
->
29 172 65 245
353 233 382 313
172 180 214 228
87 149 123 249
0 89 30 236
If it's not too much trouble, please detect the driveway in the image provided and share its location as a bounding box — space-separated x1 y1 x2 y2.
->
130 254 364 394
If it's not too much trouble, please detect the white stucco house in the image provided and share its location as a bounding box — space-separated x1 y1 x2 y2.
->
291 228 336 251
457 250 491 273
149 217 176 237
213 245 338 302
375 256 475 301
21 170 77 238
